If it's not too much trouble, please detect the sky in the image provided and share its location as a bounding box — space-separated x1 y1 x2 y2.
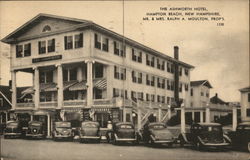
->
0 0 249 102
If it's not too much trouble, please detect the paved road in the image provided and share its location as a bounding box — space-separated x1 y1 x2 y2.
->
1 137 249 160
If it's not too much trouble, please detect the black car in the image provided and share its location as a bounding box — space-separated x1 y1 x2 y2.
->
53 121 74 141
26 121 46 139
4 121 22 138
179 123 231 150
110 122 137 145
228 122 250 152
141 122 176 146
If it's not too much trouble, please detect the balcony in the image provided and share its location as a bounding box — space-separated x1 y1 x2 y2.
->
93 99 112 106
16 102 35 108
63 100 87 108
39 101 58 108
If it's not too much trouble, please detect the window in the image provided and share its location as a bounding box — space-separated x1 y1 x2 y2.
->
132 49 142 63
185 68 189 76
48 39 55 53
40 92 53 102
114 41 126 57
24 43 31 57
191 88 193 96
95 33 101 49
201 92 204 96
167 80 170 90
113 88 127 99
146 54 155 67
146 75 150 86
42 25 51 32
246 108 250 117
157 95 161 102
38 41 46 54
39 71 53 83
63 68 77 81
131 91 137 101
0 98 3 107
16 45 23 58
114 66 126 80
248 93 250 102
138 73 142 84
162 96 165 103
146 94 150 101
171 64 174 73
206 92 209 98
64 36 73 50
102 37 109 52
179 67 182 76
95 64 103 78
151 94 155 102
113 88 119 97
185 84 189 91
167 62 171 72
170 81 174 91
132 71 136 83
74 33 83 48
137 92 143 101
94 88 103 99
167 97 170 104
157 59 164 70
179 83 182 92
162 79 165 89
157 78 161 88
151 76 155 86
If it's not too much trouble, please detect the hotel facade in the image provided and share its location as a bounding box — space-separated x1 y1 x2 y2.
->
1 14 193 137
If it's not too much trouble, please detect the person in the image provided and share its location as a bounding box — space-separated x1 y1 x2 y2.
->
106 121 113 143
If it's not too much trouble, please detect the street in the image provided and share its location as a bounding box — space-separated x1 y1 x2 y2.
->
1 137 249 160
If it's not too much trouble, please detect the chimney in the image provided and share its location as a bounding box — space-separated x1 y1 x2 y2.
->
174 46 180 107
174 46 179 60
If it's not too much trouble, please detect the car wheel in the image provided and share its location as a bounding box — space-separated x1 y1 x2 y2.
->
248 142 250 152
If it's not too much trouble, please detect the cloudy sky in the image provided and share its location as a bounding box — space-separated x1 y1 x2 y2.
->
0 0 249 102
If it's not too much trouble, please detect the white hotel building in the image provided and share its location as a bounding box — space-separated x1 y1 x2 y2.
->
1 14 194 137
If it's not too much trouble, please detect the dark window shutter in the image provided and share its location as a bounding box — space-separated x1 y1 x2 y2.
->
79 33 83 47
38 41 41 54
64 36 67 50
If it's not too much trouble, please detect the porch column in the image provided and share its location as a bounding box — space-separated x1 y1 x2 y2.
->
30 115 33 121
5 112 8 122
86 60 94 108
168 105 171 120
205 105 210 123
181 105 186 133
137 108 141 131
200 111 203 122
232 106 237 131
34 67 39 109
47 114 51 138
191 111 195 121
123 109 126 122
57 64 63 109
158 106 162 122
11 70 17 110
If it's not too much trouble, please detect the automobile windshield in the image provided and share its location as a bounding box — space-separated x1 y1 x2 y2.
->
7 122 18 127
55 122 71 128
202 126 222 132
82 122 98 128
119 124 133 129
149 124 165 129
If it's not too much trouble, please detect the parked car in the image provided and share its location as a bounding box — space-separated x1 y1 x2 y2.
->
4 121 22 138
26 121 46 139
141 122 176 146
79 121 101 143
110 122 137 145
228 122 250 152
53 121 74 141
178 123 231 150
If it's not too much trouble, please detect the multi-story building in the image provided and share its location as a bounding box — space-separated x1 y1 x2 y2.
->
239 87 250 122
1 13 193 137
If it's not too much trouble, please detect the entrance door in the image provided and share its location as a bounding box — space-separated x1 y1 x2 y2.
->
96 113 109 128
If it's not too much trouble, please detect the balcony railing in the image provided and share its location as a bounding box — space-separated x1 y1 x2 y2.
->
39 101 58 108
93 99 112 106
64 100 87 107
16 102 35 108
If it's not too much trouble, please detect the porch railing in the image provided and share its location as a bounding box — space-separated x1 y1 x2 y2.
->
16 102 35 108
39 101 58 108
63 100 87 107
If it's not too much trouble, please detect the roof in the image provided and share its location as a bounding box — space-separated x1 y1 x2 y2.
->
190 80 213 88
210 93 228 105
1 13 194 69
239 86 250 92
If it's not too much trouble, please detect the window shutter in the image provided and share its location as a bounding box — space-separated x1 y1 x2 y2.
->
64 36 67 50
38 41 41 54
79 33 83 47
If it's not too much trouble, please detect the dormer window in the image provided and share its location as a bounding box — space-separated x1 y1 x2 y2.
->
42 25 51 32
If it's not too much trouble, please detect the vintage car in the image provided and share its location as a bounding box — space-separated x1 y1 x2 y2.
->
110 122 137 145
228 122 250 152
4 121 22 138
53 121 74 141
79 121 101 143
26 121 46 139
178 123 231 150
141 122 176 146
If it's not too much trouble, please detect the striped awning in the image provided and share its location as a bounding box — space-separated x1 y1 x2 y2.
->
91 108 111 112
40 83 57 92
21 87 34 95
94 79 107 90
63 81 78 90
68 81 87 91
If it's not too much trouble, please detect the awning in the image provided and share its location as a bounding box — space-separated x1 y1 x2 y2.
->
68 81 87 91
63 81 78 90
21 87 34 95
94 79 107 90
40 83 57 92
